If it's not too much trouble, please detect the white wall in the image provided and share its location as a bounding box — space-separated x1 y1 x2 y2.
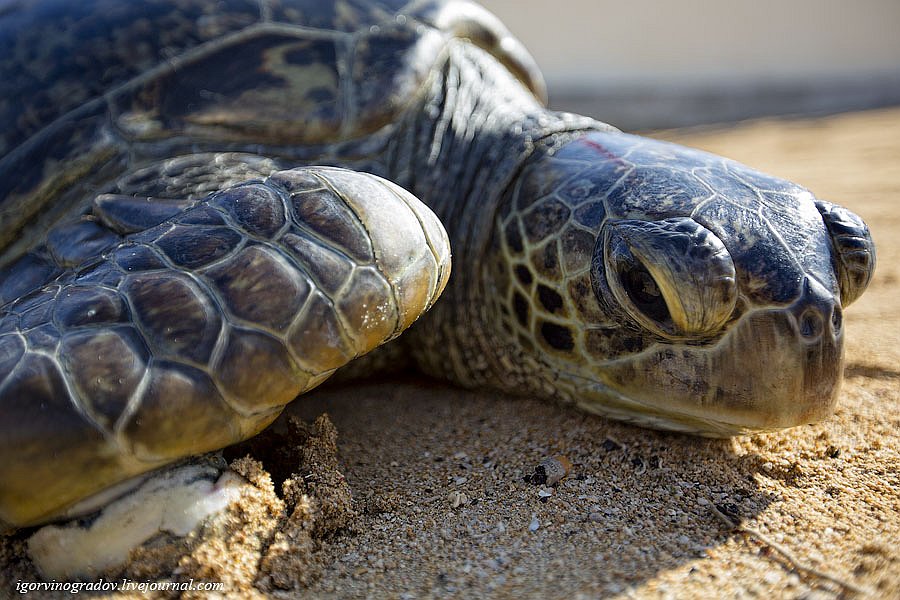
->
479 0 900 90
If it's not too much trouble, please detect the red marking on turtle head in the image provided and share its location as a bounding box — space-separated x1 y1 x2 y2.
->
579 137 619 161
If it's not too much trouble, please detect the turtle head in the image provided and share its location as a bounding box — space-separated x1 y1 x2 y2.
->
487 130 875 435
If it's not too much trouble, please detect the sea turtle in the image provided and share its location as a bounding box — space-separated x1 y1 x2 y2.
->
0 0 876 542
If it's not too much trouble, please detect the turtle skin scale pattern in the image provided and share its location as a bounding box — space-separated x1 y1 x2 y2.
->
0 167 449 528
490 131 837 359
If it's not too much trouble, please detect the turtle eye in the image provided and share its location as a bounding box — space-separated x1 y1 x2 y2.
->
814 200 876 307
594 218 738 339
617 256 671 327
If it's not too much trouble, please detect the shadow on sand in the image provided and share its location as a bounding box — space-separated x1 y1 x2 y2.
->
279 375 777 596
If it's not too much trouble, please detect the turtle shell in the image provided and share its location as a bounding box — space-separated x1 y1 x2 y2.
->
0 0 545 257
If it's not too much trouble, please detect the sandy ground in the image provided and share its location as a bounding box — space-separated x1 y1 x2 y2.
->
2 108 898 598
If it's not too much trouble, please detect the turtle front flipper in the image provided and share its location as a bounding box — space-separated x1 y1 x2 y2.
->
0 167 450 531
0 196 193 305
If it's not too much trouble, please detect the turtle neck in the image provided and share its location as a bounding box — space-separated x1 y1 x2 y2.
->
379 39 610 385
383 39 605 270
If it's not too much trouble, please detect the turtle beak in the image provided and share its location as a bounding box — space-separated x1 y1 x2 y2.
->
574 275 844 436
782 277 845 426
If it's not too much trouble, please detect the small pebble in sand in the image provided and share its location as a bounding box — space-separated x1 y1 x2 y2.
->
448 491 469 508
525 455 572 486
601 438 622 452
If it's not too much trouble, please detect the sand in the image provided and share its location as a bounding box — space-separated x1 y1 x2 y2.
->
2 108 898 599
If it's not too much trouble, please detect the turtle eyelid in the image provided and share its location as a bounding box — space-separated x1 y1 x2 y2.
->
595 217 737 340
814 200 876 307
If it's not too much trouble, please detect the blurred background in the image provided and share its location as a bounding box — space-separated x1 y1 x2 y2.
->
480 0 900 129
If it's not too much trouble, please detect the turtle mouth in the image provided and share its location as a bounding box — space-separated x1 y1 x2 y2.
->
559 298 844 437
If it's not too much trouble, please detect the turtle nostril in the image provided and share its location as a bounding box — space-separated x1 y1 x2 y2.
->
831 306 843 335
799 308 824 340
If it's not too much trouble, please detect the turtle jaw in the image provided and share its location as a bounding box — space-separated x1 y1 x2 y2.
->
561 295 844 437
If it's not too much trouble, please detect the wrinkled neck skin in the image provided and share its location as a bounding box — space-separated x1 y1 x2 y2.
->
380 40 606 389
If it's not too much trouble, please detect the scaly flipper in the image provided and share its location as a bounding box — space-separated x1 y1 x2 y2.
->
0 166 450 530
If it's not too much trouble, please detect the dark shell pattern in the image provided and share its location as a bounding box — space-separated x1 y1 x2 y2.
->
1 0 538 254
